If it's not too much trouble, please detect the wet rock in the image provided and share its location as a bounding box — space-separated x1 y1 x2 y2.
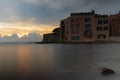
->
99 67 115 75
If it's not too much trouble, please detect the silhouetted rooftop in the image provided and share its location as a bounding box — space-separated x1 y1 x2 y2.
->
70 10 108 17
52 28 60 33
71 10 95 16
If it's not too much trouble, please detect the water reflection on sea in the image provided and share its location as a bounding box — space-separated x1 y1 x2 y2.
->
0 43 120 80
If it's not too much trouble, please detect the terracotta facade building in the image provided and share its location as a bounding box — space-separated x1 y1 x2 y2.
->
109 12 120 37
60 10 109 42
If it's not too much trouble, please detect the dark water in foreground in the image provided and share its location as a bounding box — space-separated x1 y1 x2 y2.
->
0 43 120 80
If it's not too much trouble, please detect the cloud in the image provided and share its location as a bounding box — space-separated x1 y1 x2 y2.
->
0 0 120 25
6 0 120 24
0 32 42 42
20 32 42 42
0 22 56 36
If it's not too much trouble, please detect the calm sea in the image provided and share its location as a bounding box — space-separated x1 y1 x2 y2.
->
0 43 120 80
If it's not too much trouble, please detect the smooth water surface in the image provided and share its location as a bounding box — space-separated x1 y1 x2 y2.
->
0 43 120 80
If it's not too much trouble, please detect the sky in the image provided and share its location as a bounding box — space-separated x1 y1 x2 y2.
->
0 0 120 42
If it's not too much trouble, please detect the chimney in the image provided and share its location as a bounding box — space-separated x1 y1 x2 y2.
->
92 9 95 14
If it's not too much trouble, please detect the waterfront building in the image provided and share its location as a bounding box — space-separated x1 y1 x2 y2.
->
43 28 60 43
109 12 120 37
60 10 109 42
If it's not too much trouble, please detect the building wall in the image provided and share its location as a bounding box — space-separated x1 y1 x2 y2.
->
43 33 60 43
81 14 96 42
60 11 109 42
43 28 60 43
43 33 55 43
109 12 120 37
95 16 109 41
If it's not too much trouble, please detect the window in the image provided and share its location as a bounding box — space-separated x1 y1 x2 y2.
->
76 36 80 40
97 35 100 39
103 20 108 24
72 36 75 40
71 24 74 28
76 30 79 34
84 29 92 38
66 31 69 35
85 18 91 22
104 35 106 38
61 21 64 25
72 36 80 40
97 27 102 31
98 34 106 39
98 20 102 24
104 26 109 31
70 18 74 23
72 30 75 34
67 21 69 24
85 24 91 28
76 24 80 28
117 32 119 35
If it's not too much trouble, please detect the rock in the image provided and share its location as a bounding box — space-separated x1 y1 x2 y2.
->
99 67 115 75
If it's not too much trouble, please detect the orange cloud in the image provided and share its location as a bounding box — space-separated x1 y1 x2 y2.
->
0 21 57 37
